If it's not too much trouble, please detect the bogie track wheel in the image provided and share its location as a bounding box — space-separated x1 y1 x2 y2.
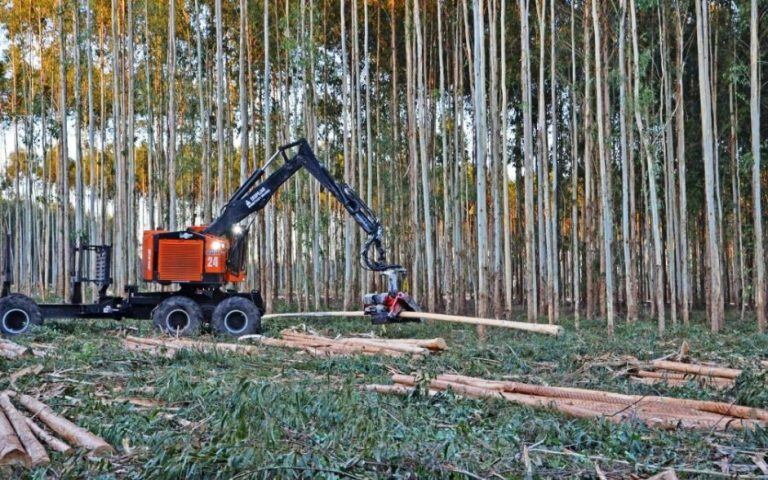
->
0 294 43 336
152 296 203 336
212 297 262 337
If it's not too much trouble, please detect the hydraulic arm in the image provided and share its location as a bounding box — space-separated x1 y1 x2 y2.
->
204 139 397 273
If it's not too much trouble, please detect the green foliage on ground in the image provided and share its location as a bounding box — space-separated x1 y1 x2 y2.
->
1 311 767 479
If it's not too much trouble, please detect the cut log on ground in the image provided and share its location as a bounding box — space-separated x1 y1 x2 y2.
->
0 409 29 466
262 310 563 335
649 360 742 379
0 393 49 466
366 373 768 431
24 418 72 455
0 338 29 360
255 329 446 357
9 392 114 455
125 330 447 359
625 359 755 389
124 335 260 356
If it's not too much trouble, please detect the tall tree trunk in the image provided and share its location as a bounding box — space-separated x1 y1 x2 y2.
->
674 0 689 325
619 0 637 322
167 0 177 230
239 0 249 187
194 0 210 224
591 0 614 333
414 0 435 313
215 0 225 211
58 0 70 298
472 0 489 326
751 0 765 332
519 0 537 322
631 0 665 333
694 0 724 332
570 0 579 327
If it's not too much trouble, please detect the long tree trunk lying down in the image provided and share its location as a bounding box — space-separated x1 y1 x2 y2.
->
0 393 49 466
24 418 72 455
9 392 114 455
0 410 29 466
262 311 563 335
367 373 768 430
648 360 742 379
125 332 447 358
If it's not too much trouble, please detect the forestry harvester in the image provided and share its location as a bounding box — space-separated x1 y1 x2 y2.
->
0 139 420 337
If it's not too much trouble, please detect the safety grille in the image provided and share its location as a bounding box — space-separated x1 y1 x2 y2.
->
157 239 204 282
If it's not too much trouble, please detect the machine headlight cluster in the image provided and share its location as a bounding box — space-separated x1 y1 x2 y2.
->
211 241 226 251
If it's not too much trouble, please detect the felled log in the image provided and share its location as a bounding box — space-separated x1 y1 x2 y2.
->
0 338 29 360
125 335 260 356
0 410 29 466
378 374 768 429
24 418 71 455
9 392 114 456
123 339 177 358
263 310 563 335
631 370 733 389
398 311 563 336
0 393 49 466
280 331 430 355
388 337 448 351
649 360 742 380
438 373 768 421
241 330 446 357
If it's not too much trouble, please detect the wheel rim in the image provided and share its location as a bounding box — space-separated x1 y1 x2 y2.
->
165 309 191 332
223 309 248 334
2 309 30 334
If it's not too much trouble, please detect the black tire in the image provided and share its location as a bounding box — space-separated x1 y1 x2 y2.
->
0 294 43 336
212 297 262 337
152 296 203 336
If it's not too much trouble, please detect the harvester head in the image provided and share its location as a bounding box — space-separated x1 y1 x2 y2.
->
362 268 421 324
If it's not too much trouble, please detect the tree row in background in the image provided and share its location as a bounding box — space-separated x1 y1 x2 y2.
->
0 0 766 333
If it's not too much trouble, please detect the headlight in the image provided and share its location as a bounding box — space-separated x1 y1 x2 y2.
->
211 241 225 250
232 224 243 235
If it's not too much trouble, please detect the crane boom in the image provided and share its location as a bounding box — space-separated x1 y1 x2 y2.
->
204 139 398 272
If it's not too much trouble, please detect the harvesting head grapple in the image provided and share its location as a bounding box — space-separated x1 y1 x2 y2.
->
363 268 421 324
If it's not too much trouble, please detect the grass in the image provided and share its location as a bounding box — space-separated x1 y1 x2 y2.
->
1 308 767 479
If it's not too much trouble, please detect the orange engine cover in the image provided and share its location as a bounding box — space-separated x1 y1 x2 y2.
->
142 228 246 284
157 239 204 282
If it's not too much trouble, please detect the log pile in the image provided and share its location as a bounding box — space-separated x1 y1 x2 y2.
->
124 330 447 358
0 390 113 467
629 359 746 389
366 373 768 431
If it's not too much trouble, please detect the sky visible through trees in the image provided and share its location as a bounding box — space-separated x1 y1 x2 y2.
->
0 0 766 334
